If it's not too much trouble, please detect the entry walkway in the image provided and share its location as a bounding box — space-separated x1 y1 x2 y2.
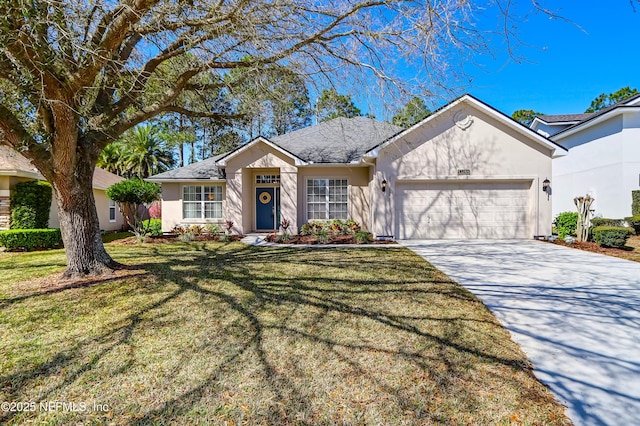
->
400 239 640 426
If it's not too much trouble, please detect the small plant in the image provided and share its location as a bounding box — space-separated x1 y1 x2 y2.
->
280 218 291 241
189 225 204 236
316 228 330 244
205 223 220 236
554 212 578 239
592 226 633 248
225 220 234 235
178 232 194 242
171 225 188 235
354 230 372 244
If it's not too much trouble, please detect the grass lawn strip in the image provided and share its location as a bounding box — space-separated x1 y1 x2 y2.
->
0 242 570 425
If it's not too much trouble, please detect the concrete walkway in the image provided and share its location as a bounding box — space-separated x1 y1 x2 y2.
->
399 239 640 426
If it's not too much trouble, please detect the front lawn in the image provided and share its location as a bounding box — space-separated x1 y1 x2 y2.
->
0 242 570 424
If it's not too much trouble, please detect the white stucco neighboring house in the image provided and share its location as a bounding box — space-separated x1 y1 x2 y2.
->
0 145 125 231
149 94 567 240
531 94 640 219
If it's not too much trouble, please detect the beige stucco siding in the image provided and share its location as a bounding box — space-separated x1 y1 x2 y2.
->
160 182 227 233
296 167 371 231
374 102 553 238
225 142 298 234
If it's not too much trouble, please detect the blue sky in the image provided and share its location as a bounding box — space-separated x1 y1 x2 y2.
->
457 1 640 116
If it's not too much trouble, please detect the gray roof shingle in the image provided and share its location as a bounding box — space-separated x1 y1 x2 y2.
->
148 117 404 180
272 116 403 163
148 153 227 180
537 113 593 123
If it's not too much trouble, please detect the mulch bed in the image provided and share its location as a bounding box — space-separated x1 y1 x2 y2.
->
110 235 243 245
264 233 396 245
547 237 640 262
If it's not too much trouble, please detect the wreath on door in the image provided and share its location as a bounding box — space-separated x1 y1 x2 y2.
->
259 191 272 204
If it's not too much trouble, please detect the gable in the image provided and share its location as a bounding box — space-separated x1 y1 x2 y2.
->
377 100 556 178
222 138 300 173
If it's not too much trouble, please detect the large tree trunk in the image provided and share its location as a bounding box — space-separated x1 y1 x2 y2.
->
51 161 120 278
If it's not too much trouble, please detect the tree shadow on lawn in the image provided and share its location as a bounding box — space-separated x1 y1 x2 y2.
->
0 243 569 425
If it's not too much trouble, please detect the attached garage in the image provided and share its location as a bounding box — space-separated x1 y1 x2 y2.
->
395 180 533 239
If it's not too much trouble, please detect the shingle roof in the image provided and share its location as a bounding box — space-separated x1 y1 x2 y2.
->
0 145 40 176
92 167 124 190
272 116 403 163
0 145 123 188
147 153 227 180
537 113 593 123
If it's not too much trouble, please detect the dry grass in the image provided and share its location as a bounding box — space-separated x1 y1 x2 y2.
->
0 242 570 425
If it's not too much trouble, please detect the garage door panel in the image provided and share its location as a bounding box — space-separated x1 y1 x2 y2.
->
396 181 531 239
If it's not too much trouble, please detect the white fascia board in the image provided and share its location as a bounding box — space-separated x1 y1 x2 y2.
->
215 136 307 167
0 169 43 179
366 94 567 158
531 117 581 127
297 163 369 168
551 107 640 141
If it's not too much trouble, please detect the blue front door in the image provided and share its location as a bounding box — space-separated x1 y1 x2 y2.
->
256 188 276 230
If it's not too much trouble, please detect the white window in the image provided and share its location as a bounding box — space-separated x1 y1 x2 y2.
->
306 179 348 220
109 199 116 222
183 185 223 219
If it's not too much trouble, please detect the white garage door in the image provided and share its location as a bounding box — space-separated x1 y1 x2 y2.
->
395 181 532 239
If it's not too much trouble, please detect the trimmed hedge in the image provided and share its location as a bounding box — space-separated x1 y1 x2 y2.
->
625 216 640 235
10 181 52 229
590 218 625 228
633 190 640 216
0 228 62 251
592 226 633 248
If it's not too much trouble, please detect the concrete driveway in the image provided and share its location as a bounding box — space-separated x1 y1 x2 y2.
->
399 239 640 426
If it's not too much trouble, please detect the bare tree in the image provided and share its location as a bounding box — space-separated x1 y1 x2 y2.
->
0 0 552 277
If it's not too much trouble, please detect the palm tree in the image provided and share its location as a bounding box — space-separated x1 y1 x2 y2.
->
120 126 176 178
97 141 127 176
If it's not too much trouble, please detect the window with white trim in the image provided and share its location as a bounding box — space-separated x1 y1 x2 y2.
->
183 185 223 219
306 179 348 220
109 199 117 222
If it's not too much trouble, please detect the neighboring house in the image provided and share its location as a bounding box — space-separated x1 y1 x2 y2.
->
0 145 125 231
149 94 566 239
530 94 640 218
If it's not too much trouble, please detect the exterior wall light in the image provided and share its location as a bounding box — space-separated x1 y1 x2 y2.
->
381 179 387 192
542 178 550 193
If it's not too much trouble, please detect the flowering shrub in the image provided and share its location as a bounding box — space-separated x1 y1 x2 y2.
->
148 202 162 219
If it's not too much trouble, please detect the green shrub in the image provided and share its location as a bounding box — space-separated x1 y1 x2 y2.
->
0 228 62 251
10 206 38 229
143 219 163 236
633 190 640 216
625 216 640 235
354 230 372 244
590 218 625 228
10 181 52 229
592 226 633 248
300 220 361 236
554 212 578 239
